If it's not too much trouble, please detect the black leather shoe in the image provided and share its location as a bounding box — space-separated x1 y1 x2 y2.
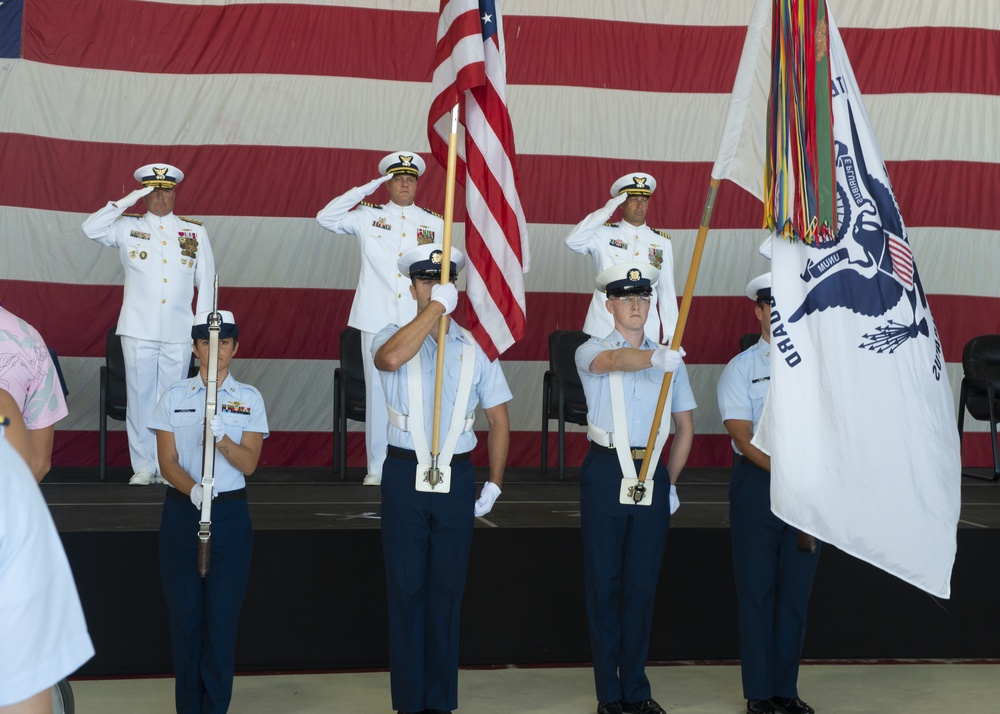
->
771 696 814 714
597 702 624 714
623 699 667 714
747 700 776 714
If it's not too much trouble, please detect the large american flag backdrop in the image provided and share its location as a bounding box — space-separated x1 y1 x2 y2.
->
1 0 997 470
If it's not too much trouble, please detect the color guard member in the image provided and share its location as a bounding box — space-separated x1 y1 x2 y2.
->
373 244 510 714
83 164 215 486
566 173 678 344
717 274 820 714
150 311 267 714
576 263 695 714
317 152 444 486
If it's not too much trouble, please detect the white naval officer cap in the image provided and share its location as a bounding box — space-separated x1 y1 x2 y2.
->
378 151 427 178
399 244 466 280
745 273 772 302
596 261 659 295
192 310 239 340
134 163 184 189
610 172 656 197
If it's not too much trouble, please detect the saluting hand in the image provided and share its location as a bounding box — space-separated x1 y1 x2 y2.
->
604 192 628 212
360 173 393 196
114 185 155 209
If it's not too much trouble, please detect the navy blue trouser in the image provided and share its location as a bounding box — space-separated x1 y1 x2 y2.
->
729 458 820 701
159 492 253 714
580 447 671 704
381 454 476 713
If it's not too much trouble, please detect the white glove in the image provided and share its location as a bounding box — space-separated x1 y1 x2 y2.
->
210 414 225 443
431 283 459 315
189 484 218 508
651 345 686 373
114 185 154 208
359 173 393 196
669 484 680 515
605 192 629 211
474 481 502 517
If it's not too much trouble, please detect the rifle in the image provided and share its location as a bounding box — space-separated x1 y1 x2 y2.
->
197 276 221 577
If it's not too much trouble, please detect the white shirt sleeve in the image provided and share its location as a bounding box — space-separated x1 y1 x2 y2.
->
81 201 127 248
0 439 94 706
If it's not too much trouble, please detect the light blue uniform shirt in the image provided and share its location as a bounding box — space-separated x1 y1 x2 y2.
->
149 373 269 492
716 336 770 454
372 320 512 453
575 330 697 442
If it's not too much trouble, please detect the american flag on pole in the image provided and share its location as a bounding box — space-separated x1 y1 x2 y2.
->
428 0 530 361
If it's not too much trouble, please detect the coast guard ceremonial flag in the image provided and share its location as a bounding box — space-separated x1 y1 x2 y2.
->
429 0 530 360
718 0 961 598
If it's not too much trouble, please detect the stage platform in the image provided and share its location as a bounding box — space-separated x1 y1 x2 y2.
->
40 467 1000 676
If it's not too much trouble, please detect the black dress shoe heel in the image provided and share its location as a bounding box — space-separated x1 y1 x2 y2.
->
747 700 776 714
623 698 667 714
597 702 624 714
771 696 814 714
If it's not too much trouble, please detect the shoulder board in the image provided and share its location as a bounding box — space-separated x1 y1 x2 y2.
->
179 216 204 226
422 207 443 219
654 229 671 240
122 213 143 219
604 222 619 228
360 200 381 209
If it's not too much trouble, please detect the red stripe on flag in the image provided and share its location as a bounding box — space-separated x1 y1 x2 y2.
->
887 234 914 288
49 427 1000 471
2 134 996 232
4 281 994 366
21 2 999 95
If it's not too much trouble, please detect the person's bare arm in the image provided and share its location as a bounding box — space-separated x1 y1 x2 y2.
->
26 425 55 482
723 418 771 472
0 689 51 714
0 390 30 468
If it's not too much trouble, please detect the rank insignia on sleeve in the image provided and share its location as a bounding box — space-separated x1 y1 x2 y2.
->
417 228 435 245
360 201 380 209
372 217 392 231
608 238 628 250
129 229 151 241
648 246 663 269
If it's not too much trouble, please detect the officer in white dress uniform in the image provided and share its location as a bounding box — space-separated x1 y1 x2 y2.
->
566 173 678 344
83 164 215 486
317 152 444 486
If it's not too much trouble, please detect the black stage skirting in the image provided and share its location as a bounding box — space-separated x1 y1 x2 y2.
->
65 528 999 676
